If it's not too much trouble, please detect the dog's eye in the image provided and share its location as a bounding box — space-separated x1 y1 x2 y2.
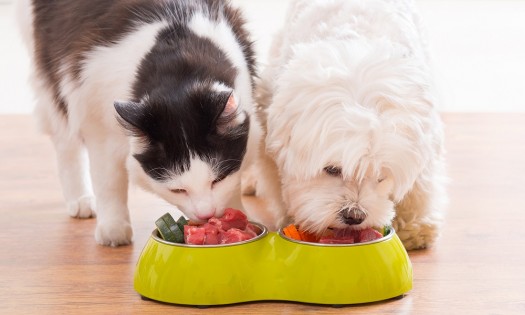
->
170 188 187 194
324 166 342 177
378 177 386 183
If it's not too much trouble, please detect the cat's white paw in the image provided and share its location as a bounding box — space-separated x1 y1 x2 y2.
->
95 220 133 247
67 195 96 219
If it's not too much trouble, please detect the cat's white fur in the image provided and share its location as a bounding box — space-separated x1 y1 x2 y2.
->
189 13 253 115
189 12 261 183
16 0 256 246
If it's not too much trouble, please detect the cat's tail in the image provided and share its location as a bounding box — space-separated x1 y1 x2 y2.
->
14 0 34 54
14 0 58 136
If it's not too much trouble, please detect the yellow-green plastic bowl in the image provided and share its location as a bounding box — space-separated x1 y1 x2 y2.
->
134 223 412 306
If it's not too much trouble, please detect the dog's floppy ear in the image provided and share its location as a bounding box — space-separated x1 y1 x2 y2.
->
114 100 148 136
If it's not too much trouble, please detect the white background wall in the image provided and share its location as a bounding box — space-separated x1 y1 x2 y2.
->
1 0 524 113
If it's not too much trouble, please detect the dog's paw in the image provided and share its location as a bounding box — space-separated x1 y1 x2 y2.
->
95 220 133 247
67 195 96 219
394 219 440 250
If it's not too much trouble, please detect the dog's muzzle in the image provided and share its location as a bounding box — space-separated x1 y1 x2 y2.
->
340 207 367 225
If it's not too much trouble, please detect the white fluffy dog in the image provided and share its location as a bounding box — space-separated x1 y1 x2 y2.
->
248 0 447 250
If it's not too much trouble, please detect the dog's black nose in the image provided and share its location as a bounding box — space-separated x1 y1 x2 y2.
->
341 207 366 225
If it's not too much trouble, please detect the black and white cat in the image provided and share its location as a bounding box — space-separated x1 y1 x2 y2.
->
16 0 257 246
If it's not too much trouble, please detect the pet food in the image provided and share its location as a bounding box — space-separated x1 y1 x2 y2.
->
155 213 186 243
155 209 259 245
283 224 385 244
282 224 319 242
319 228 383 244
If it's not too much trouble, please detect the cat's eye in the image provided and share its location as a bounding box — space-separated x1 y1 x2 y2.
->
170 188 187 194
378 177 386 183
324 166 342 177
212 176 225 186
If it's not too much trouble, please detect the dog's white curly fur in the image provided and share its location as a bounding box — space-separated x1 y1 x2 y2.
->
248 0 447 250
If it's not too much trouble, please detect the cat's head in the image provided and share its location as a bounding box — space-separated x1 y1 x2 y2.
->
115 81 249 221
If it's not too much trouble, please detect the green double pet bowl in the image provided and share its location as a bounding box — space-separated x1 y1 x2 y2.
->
134 223 412 306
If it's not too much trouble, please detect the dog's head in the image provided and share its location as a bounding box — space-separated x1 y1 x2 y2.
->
265 39 436 233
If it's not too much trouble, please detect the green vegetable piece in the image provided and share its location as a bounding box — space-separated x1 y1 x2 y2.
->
155 217 178 242
176 216 189 232
155 212 185 243
161 212 177 227
169 223 184 243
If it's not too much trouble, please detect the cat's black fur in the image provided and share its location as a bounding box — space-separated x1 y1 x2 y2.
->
32 0 256 182
24 0 257 244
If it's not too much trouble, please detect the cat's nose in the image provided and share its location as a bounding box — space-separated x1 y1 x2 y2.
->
340 207 366 225
195 208 216 221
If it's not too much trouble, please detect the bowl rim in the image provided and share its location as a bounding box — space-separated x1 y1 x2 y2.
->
150 221 268 248
277 226 395 247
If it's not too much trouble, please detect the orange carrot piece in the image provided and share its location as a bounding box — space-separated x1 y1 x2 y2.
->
283 224 302 241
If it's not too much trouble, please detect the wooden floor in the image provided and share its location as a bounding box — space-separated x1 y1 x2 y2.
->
0 113 524 315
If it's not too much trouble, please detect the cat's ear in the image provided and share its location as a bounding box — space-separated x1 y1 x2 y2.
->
216 92 244 135
221 92 238 118
114 100 147 136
